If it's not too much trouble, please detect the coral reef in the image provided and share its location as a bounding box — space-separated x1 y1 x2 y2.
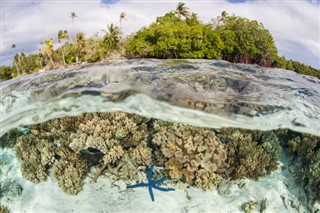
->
15 134 56 183
194 169 222 190
286 133 320 201
243 201 259 213
8 111 301 196
216 128 280 180
52 146 88 195
152 120 228 184
0 205 9 213
0 129 25 148
69 112 150 182
129 144 153 166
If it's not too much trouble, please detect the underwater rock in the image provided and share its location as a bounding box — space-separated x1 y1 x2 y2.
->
80 147 104 165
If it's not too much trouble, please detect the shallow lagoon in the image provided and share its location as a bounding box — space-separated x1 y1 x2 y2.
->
0 60 319 212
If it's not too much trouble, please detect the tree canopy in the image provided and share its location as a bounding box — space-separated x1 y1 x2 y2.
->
1 3 319 81
125 11 278 67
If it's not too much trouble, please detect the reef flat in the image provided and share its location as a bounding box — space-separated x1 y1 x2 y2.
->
1 112 319 212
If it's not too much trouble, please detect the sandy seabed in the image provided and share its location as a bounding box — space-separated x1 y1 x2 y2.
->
0 148 310 213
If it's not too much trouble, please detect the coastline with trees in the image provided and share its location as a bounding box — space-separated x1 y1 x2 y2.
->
1 3 319 81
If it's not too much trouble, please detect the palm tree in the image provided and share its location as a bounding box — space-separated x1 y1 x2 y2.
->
103 23 121 51
58 30 69 65
13 53 21 74
70 12 77 40
75 32 86 62
41 38 55 67
119 12 126 29
173 2 190 19
190 12 199 20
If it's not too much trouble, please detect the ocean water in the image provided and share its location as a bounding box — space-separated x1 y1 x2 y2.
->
0 59 319 212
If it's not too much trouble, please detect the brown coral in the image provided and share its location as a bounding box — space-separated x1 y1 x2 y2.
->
15 134 56 183
217 128 279 180
195 169 222 190
69 112 148 166
0 205 9 213
129 144 152 166
286 132 320 201
52 159 88 195
152 120 228 183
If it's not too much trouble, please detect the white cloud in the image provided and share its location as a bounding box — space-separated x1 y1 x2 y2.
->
1 0 319 68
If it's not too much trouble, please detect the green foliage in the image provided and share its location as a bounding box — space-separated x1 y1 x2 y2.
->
126 12 224 59
0 66 13 81
2 5 319 81
214 12 278 66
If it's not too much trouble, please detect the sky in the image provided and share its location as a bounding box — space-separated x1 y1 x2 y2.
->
1 0 319 69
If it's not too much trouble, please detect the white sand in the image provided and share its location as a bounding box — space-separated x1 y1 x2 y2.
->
0 149 309 213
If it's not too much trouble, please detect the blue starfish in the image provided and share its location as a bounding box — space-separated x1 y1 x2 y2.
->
126 164 175 202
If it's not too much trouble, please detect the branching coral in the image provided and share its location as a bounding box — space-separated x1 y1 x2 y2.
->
69 112 148 163
217 128 280 180
129 144 152 166
152 120 228 183
195 169 223 190
286 133 320 200
15 134 56 183
0 129 24 148
52 159 88 195
0 205 9 213
69 112 149 182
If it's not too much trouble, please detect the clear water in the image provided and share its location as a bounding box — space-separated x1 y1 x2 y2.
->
1 59 320 212
1 59 320 137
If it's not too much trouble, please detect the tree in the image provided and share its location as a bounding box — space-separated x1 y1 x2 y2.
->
0 66 13 81
58 30 69 65
119 12 126 29
173 2 190 19
75 32 86 62
70 12 77 40
103 23 121 51
126 12 223 59
41 38 55 67
214 12 278 66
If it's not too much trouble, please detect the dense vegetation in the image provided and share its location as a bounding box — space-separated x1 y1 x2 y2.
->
1 2 319 81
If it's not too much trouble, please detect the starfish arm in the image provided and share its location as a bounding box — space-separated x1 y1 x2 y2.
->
148 164 154 182
153 185 175 192
127 183 148 188
148 184 155 202
152 177 167 185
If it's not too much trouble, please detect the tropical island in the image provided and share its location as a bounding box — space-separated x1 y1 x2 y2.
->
0 2 319 81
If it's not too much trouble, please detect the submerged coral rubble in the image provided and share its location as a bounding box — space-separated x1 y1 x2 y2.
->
0 112 319 204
